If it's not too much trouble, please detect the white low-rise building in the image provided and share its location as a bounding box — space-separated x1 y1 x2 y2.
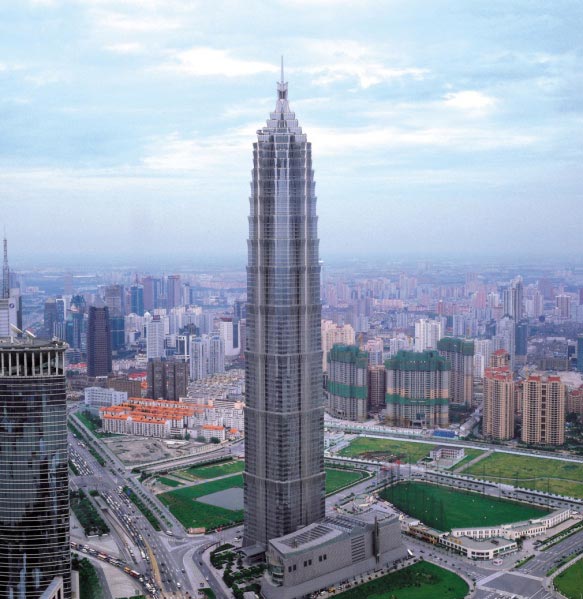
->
84 387 127 414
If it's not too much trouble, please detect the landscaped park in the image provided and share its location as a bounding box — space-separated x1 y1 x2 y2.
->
156 459 369 530
336 561 469 599
380 481 549 531
339 437 484 466
459 452 583 499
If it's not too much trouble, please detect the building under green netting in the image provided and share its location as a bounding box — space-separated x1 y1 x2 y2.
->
326 344 369 422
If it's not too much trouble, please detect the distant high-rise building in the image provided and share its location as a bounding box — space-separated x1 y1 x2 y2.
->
385 350 450 428
321 320 356 372
483 363 514 440
368 364 386 414
109 314 125 351
577 335 583 374
166 275 182 310
515 319 528 365
146 315 165 359
44 298 59 338
555 294 571 319
209 334 225 374
147 359 188 401
130 283 144 316
104 284 125 316
437 337 474 406
142 276 162 312
87 301 112 377
219 317 240 356
0 237 22 336
490 348 510 368
66 295 86 351
244 73 325 547
414 318 443 352
503 276 524 320
326 344 369 422
496 315 516 370
522 374 565 446
0 338 71 598
190 336 209 380
362 337 383 366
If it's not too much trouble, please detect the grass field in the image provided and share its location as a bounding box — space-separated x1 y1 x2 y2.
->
339 437 437 463
336 561 468 599
447 448 486 470
554 557 583 598
176 460 245 481
325 468 368 495
380 482 549 531
461 452 583 499
157 476 183 488
158 474 244 530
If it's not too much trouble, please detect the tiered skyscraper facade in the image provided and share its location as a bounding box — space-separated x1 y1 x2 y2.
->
244 73 325 546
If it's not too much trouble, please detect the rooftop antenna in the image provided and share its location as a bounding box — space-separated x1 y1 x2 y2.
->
281 55 284 84
2 231 9 300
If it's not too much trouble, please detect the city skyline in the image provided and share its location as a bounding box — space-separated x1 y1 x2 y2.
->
1 1 582 263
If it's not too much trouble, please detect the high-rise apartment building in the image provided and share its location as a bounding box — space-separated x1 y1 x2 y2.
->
385 350 450 428
189 334 225 380
321 320 355 372
0 338 71 598
87 302 112 378
522 374 565 446
437 337 474 406
326 344 369 422
142 276 162 312
166 275 182 310
104 284 124 316
414 318 443 352
368 364 386 414
483 363 514 440
244 74 325 546
555 294 571 319
146 315 165 359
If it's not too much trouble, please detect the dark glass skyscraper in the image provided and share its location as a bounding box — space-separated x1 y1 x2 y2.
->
0 338 70 598
244 72 325 546
87 302 112 377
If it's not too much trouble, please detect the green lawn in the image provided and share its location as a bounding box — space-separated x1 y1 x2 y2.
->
157 476 183 488
158 474 244 530
176 459 245 480
339 437 437 463
336 561 468 599
380 482 549 531
461 452 583 499
554 557 583 598
447 448 486 470
325 468 368 495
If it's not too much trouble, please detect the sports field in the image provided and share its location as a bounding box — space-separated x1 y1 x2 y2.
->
339 437 437 463
336 561 468 599
461 452 583 499
325 468 369 495
380 482 549 531
554 557 583 599
158 474 244 530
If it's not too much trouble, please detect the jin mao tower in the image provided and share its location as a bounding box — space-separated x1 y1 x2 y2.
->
244 67 325 546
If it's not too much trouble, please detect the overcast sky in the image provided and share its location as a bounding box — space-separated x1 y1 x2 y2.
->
1 0 582 267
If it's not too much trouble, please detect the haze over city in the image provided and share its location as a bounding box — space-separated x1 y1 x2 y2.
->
2 0 582 265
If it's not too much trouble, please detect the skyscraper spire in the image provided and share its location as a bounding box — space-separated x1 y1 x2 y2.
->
280 55 284 84
2 234 9 300
276 56 288 105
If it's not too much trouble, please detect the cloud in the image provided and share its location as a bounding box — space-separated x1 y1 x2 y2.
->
443 90 497 114
156 47 278 78
105 42 145 54
299 39 428 89
92 9 181 32
141 124 256 173
308 124 537 156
